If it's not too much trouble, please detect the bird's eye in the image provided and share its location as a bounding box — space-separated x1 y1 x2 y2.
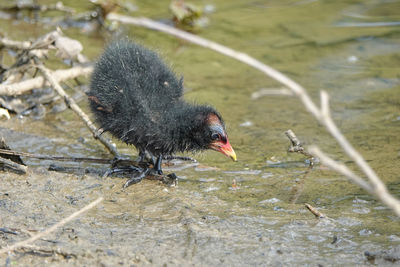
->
211 133 220 140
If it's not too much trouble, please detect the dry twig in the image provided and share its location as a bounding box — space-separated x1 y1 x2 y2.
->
16 244 76 258
1 2 74 14
251 87 293 99
285 129 314 160
0 157 27 174
0 63 93 95
0 197 103 255
305 203 325 218
285 130 314 203
0 137 26 174
0 148 112 164
106 13 400 216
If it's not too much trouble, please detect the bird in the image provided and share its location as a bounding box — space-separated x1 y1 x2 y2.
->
88 39 236 186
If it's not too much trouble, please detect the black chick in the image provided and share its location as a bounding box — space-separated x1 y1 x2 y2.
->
88 39 236 185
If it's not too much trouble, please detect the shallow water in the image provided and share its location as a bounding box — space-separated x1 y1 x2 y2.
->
0 0 400 266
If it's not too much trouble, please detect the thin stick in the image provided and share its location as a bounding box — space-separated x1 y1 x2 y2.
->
0 197 103 255
285 129 313 159
34 60 119 157
0 157 27 174
285 129 313 204
0 148 112 164
17 244 77 258
251 88 293 99
305 203 325 218
1 2 74 14
106 13 400 216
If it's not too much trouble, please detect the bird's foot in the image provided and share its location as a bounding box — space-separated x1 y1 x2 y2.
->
104 155 177 188
102 165 143 179
144 170 178 186
123 168 151 188
163 173 178 186
122 169 177 188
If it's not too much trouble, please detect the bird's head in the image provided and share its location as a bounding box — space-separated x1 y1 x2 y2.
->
204 113 237 161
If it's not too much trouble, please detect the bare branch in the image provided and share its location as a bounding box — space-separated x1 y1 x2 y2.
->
0 157 27 174
0 148 112 164
0 63 93 95
320 90 330 118
0 2 74 14
251 88 293 99
0 197 103 255
16 244 77 258
285 129 313 159
0 38 31 50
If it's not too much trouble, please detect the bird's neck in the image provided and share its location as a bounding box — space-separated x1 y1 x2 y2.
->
165 104 210 153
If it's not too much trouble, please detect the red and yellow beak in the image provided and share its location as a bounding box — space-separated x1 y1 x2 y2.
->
210 139 237 161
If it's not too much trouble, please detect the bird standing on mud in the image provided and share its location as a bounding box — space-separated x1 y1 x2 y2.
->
88 39 236 186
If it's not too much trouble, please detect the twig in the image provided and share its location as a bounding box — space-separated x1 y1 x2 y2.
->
285 129 314 203
311 92 400 216
285 129 313 159
0 38 31 50
305 203 325 218
251 88 293 99
106 13 400 216
0 29 62 51
17 244 77 259
0 137 24 165
0 228 18 235
1 2 74 14
0 148 112 164
34 60 119 157
0 157 27 174
0 63 93 95
0 197 103 255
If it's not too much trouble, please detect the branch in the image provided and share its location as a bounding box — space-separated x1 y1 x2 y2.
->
0 157 27 174
0 63 93 95
0 148 112 164
16 244 77 258
285 129 313 159
0 197 103 255
1 2 74 14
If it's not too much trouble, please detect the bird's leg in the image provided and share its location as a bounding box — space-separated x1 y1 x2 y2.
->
153 155 163 175
104 155 146 178
136 150 154 166
136 150 146 162
105 153 176 188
